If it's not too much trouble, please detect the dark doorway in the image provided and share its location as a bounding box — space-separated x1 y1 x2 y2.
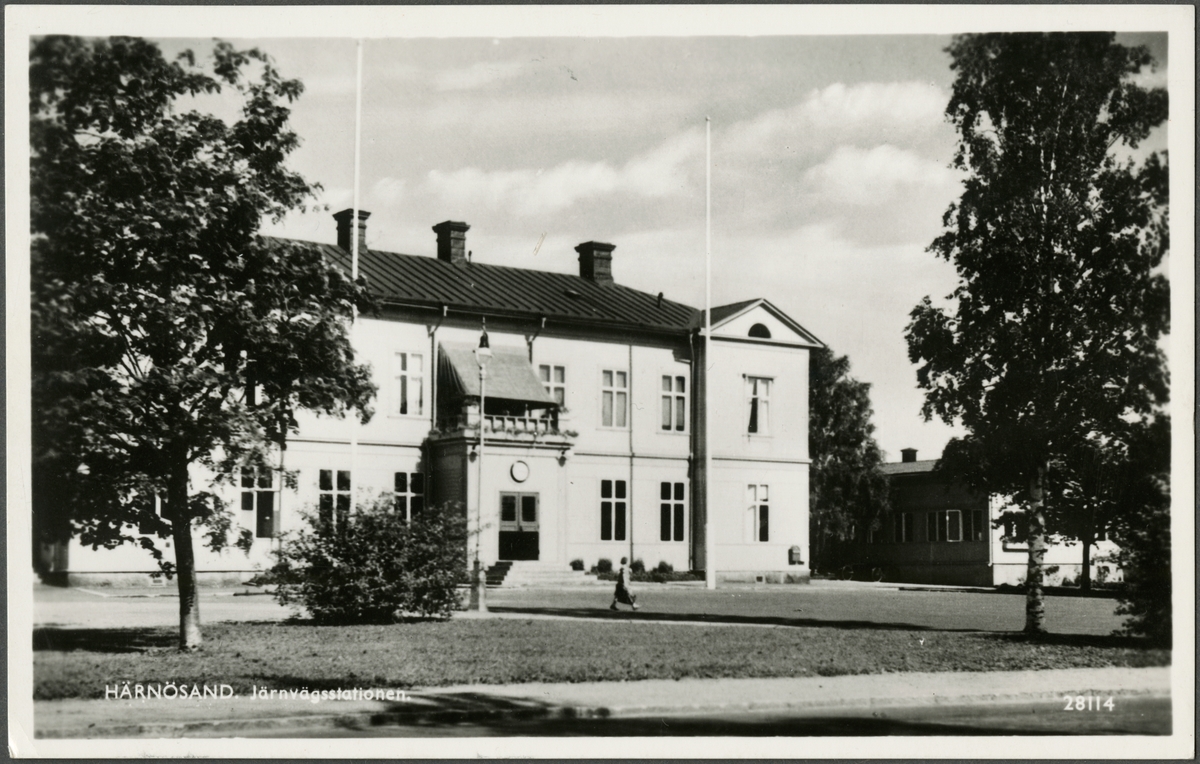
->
499 492 539 560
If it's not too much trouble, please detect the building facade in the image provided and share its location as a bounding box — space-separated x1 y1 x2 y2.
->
42 210 822 586
844 449 1122 587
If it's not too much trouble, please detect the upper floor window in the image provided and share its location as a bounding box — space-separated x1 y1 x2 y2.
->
601 370 628 428
893 512 914 543
600 479 627 541
394 471 425 523
539 364 566 406
241 467 276 538
748 483 769 542
393 352 423 416
748 323 772 339
319 469 351 535
746 376 772 434
661 375 686 432
135 492 163 535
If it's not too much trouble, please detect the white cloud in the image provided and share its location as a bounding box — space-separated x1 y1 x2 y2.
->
371 177 407 206
422 130 702 216
724 80 948 159
434 60 526 91
802 144 958 207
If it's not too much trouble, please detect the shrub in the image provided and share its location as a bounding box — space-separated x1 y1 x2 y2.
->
594 558 613 574
271 496 468 624
631 558 645 574
654 560 674 574
1112 502 1171 645
569 558 584 572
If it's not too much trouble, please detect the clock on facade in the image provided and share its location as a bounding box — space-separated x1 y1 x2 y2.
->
510 460 530 483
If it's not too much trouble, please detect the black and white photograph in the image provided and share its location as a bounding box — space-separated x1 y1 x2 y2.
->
8 4 1194 758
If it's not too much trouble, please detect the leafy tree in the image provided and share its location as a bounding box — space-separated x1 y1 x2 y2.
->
906 33 1168 634
272 497 469 624
30 36 376 649
808 347 891 573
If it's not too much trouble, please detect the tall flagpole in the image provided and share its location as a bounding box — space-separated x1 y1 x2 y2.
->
704 117 716 590
349 40 364 515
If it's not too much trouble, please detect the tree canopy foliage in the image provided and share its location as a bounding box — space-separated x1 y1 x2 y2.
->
906 33 1169 634
808 346 890 572
30 36 376 648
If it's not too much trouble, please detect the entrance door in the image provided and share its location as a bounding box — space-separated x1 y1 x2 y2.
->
499 492 539 560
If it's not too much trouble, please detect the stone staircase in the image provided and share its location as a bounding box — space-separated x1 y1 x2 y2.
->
485 560 607 588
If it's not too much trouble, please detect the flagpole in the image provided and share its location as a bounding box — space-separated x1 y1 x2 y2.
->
349 39 363 515
704 117 716 590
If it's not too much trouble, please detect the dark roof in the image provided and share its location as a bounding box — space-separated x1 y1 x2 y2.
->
706 299 759 325
265 237 701 334
880 459 940 476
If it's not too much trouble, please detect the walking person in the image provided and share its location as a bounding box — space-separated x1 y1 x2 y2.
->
610 557 639 610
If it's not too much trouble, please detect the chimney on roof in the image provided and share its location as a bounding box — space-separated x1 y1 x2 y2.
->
333 208 370 252
433 221 470 265
576 241 616 286
901 448 918 463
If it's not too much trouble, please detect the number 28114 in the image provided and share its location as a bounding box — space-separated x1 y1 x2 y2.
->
1063 696 1115 711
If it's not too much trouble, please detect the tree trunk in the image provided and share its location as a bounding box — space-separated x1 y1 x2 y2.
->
167 452 202 650
1079 504 1093 592
1024 464 1048 635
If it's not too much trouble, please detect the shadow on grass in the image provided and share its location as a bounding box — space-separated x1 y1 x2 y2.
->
985 631 1166 651
485 605 981 633
33 626 177 653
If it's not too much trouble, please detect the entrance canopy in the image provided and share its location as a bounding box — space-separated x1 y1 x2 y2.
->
439 343 556 405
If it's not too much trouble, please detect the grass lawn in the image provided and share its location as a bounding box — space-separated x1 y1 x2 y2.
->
34 618 1168 701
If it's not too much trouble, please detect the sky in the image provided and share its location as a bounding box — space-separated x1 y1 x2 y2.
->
18 7 1171 458
148 28 1165 462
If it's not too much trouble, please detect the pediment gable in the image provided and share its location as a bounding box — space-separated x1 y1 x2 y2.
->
708 299 822 348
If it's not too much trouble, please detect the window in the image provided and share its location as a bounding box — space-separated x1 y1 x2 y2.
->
600 479 627 541
893 512 914 543
746 377 771 434
748 484 769 542
927 510 964 543
241 467 277 538
135 493 163 535
963 509 986 542
1095 525 1107 542
394 471 425 523
660 482 686 541
1001 511 1029 546
539 365 566 406
748 323 771 339
394 352 423 416
319 469 351 534
601 370 628 428
661 375 687 432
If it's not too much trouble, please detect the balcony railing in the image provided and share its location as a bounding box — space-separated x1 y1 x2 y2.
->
437 411 572 439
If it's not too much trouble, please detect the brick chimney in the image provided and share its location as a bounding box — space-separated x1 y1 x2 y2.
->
333 208 370 251
901 448 918 463
576 241 615 286
433 221 470 265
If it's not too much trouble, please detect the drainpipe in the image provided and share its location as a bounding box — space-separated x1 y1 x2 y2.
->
628 342 635 567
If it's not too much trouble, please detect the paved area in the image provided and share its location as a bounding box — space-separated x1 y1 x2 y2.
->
34 580 1126 635
33 667 1171 738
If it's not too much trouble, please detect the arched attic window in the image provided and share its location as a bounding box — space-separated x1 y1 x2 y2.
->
748 323 771 339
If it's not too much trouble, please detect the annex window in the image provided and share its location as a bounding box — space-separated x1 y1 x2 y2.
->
661 375 687 432
893 512 914 543
539 365 566 406
927 510 963 543
748 484 769 542
135 493 163 535
393 352 424 416
660 482 686 542
748 323 772 339
962 509 986 542
746 377 772 435
601 370 628 428
319 469 351 534
1001 511 1029 546
241 467 277 538
600 479 627 541
394 471 425 523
